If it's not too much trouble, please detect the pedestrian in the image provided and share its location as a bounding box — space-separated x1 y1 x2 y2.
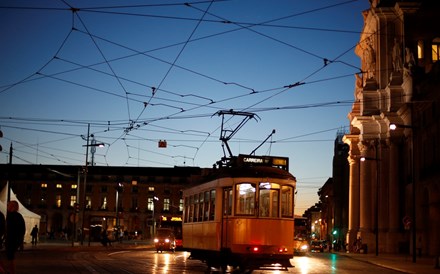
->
31 225 39 246
0 211 6 273
101 229 111 247
5 200 26 274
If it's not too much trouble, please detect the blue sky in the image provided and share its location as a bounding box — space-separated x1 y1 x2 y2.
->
0 0 370 214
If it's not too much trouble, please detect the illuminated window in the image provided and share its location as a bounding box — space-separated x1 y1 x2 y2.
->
281 186 294 217
56 184 62 189
147 197 154 211
56 195 61 208
164 198 170 211
86 196 92 209
70 195 77 207
417 40 424 59
71 184 77 189
41 183 47 189
432 37 440 62
100 196 107 209
259 182 280 218
179 198 183 212
235 183 255 215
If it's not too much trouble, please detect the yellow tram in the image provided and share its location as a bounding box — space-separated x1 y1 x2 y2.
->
182 154 296 272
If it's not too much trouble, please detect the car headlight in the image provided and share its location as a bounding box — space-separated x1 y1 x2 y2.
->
165 238 170 243
154 238 159 243
301 245 308 250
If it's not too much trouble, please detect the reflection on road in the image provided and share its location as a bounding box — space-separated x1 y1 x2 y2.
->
294 256 312 274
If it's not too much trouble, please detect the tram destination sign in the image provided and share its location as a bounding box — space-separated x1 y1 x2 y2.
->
238 154 289 171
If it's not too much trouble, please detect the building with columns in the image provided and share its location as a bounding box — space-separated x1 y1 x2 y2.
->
344 0 440 256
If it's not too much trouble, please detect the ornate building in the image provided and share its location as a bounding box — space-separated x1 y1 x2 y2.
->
344 0 440 257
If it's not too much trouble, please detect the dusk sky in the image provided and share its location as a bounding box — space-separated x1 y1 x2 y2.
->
0 0 370 214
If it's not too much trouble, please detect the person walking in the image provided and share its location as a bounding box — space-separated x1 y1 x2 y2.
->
0 211 6 273
31 225 39 246
5 201 26 274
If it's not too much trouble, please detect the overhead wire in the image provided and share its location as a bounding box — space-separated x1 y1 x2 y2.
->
0 0 374 167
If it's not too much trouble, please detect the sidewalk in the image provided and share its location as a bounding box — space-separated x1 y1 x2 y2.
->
342 251 440 274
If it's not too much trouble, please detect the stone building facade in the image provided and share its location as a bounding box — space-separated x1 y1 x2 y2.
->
0 164 204 241
344 0 440 256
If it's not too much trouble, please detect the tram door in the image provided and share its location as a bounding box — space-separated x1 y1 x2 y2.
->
221 187 233 249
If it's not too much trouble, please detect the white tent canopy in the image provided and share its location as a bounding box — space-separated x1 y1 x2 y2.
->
1 183 41 243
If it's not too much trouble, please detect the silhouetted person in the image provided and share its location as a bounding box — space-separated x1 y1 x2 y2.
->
31 225 39 246
0 211 6 273
6 201 26 274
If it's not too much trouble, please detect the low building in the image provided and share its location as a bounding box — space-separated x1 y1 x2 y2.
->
0 164 204 241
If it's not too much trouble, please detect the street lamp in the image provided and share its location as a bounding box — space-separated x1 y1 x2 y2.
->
153 196 159 236
80 124 105 245
390 122 417 263
360 140 380 257
115 182 124 230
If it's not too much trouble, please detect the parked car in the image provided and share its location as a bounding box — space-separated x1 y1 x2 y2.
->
310 240 325 252
154 228 176 253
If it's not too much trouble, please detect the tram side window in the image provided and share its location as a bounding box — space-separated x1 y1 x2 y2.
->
184 197 188 223
209 189 216 220
204 191 210 221
198 193 204 222
259 182 279 218
235 183 256 215
189 195 194 222
281 186 294 217
194 194 199 222
223 187 232 216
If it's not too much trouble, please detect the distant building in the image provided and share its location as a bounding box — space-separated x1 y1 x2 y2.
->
0 164 204 241
344 0 440 256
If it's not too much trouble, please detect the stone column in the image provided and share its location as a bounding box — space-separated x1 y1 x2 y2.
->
387 139 400 252
347 154 360 251
359 141 374 245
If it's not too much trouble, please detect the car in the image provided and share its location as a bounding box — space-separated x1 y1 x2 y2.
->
154 228 176 253
310 240 325 252
294 238 309 255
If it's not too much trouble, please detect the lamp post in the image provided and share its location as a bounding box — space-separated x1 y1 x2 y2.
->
115 182 124 230
360 140 380 256
152 196 159 236
80 124 105 245
390 122 416 263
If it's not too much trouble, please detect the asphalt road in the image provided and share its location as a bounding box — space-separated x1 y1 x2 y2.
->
6 246 404 273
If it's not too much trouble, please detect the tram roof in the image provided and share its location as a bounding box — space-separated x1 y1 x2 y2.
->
205 165 296 181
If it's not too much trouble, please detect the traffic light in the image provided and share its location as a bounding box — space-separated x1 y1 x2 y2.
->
332 229 338 236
